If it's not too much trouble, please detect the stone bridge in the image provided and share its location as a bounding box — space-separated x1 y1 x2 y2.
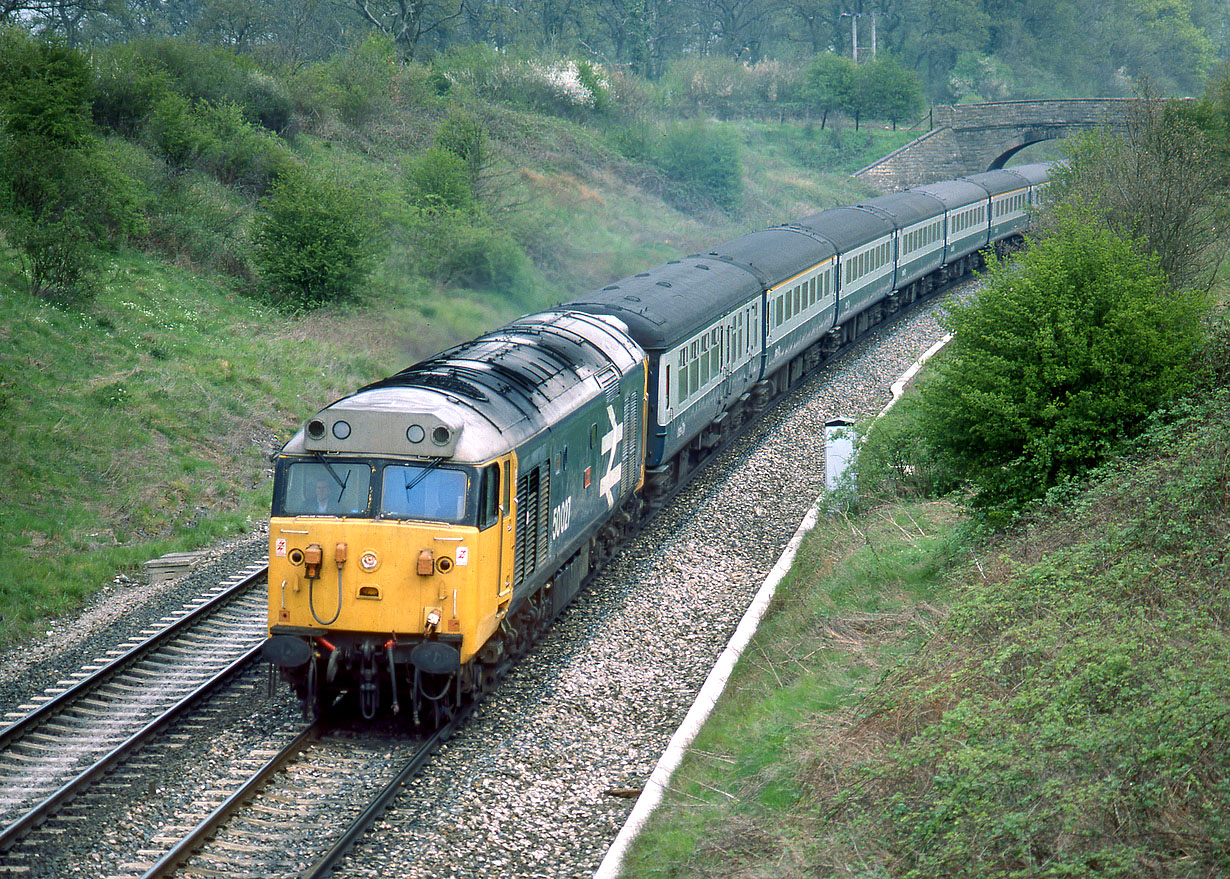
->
855 98 1141 192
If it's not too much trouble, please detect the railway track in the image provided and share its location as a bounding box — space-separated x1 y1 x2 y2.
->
138 713 463 878
0 564 269 866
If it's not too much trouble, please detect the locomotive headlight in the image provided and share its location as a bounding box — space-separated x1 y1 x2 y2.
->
359 550 379 572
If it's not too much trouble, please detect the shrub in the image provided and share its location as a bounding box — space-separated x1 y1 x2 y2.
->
0 28 145 305
292 36 396 127
857 389 960 502
0 27 92 149
92 38 292 135
92 50 176 136
916 210 1208 524
435 109 487 188
659 56 752 118
191 100 293 193
145 174 254 279
401 208 533 295
145 91 198 168
252 166 380 309
432 47 612 119
652 121 743 212
405 147 475 212
9 208 100 306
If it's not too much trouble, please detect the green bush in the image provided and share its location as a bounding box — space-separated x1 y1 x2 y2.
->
8 208 100 306
652 120 743 212
0 27 92 149
659 56 752 118
191 100 293 193
252 166 381 309
604 118 661 163
145 174 254 279
405 147 475 212
92 38 292 135
401 208 533 295
292 36 396 126
857 390 960 502
916 210 1208 524
0 28 146 305
142 93 291 193
91 50 176 137
431 47 612 119
145 91 198 168
435 109 487 192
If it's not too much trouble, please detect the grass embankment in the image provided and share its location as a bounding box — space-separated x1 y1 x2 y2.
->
0 109 910 645
622 392 1230 877
0 253 506 635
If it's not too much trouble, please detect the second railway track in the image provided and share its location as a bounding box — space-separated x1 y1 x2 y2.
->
0 564 271 870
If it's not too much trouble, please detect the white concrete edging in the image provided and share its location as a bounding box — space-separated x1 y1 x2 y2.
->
883 333 951 416
593 333 954 878
592 502 821 879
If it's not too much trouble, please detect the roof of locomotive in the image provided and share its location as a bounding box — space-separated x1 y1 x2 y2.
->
791 205 896 252
565 256 764 350
279 311 644 464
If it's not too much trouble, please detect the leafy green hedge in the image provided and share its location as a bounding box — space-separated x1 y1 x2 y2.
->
912 212 1207 523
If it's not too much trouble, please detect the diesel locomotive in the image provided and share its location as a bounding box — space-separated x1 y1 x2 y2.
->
262 163 1051 722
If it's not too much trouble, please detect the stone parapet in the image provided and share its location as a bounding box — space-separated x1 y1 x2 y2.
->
856 98 1139 192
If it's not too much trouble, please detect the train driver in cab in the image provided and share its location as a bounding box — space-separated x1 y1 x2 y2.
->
311 477 334 514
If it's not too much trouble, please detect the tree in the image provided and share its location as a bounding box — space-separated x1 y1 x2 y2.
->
252 166 381 309
682 0 780 61
352 0 463 60
1048 88 1229 293
917 211 1208 523
858 55 924 129
0 27 137 304
803 51 855 129
888 0 991 101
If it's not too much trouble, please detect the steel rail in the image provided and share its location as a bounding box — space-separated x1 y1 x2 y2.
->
139 724 320 879
0 563 269 752
0 642 264 852
300 706 475 879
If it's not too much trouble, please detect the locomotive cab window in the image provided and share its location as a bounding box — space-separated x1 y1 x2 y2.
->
278 460 372 517
478 464 500 530
379 464 469 523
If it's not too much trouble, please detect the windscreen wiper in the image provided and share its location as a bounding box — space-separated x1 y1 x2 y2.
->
401 457 442 499
314 451 350 502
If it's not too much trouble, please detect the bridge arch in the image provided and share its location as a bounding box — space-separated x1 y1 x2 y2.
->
855 99 1140 191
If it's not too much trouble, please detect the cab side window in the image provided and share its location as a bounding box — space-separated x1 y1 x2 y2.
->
479 464 500 530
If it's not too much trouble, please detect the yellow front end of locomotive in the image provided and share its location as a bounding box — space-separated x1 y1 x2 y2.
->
268 516 508 664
